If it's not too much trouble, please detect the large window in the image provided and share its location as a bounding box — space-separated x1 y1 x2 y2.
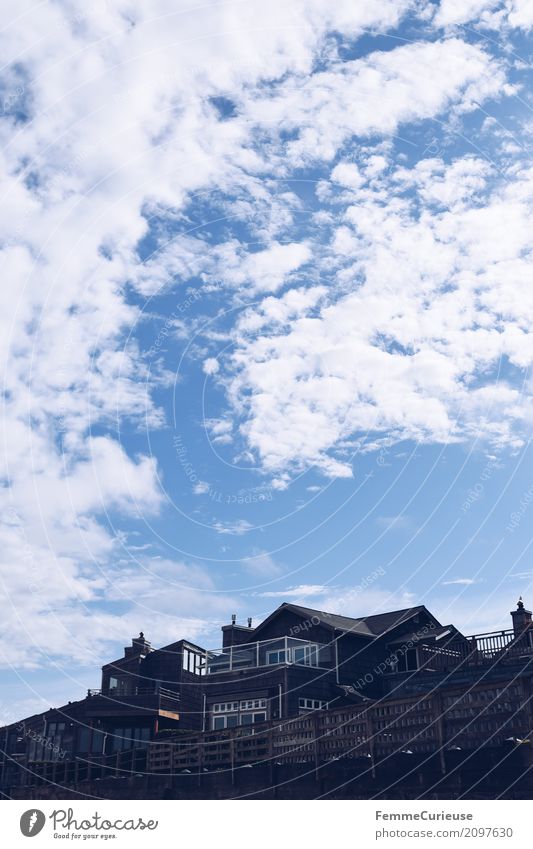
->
109 726 150 753
266 645 318 666
241 712 267 725
108 676 133 695
182 647 205 676
293 645 318 666
266 649 287 665
210 699 267 729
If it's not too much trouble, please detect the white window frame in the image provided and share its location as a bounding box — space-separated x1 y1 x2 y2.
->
298 697 328 711
266 649 287 665
293 645 318 667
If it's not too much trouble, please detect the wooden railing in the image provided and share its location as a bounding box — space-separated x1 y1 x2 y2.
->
417 628 533 673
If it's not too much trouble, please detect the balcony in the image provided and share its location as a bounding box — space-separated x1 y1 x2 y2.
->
406 628 533 674
85 686 180 717
205 637 332 675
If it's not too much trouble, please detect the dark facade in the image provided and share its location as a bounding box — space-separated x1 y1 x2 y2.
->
2 597 533 798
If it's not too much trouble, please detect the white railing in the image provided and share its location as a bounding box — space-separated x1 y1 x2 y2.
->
205 637 331 674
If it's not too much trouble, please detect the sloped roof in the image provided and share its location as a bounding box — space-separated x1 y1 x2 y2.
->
253 602 441 639
385 624 463 646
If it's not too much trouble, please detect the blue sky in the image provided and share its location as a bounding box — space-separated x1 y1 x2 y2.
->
1 0 533 722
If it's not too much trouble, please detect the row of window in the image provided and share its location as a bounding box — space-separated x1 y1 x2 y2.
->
108 726 150 752
213 699 267 713
299 698 328 711
182 648 205 676
374 702 431 717
443 687 520 706
455 720 519 734
212 712 267 730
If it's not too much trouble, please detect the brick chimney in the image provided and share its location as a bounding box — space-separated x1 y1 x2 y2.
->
125 632 152 657
510 597 532 637
221 614 254 648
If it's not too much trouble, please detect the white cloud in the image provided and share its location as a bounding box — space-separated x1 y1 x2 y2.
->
216 154 533 480
433 0 533 29
193 480 211 495
375 515 412 530
442 578 480 585
243 551 282 577
434 0 501 27
258 584 330 598
507 0 533 29
203 358 220 375
213 519 253 535
245 39 508 166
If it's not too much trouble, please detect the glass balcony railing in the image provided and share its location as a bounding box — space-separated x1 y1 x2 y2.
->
205 637 332 675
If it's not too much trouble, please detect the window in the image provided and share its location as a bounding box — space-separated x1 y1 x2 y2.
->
267 650 287 665
298 698 328 712
78 728 90 753
110 726 151 752
293 645 318 666
108 676 132 695
182 648 205 676
91 730 105 754
240 699 266 710
213 702 239 713
210 699 268 729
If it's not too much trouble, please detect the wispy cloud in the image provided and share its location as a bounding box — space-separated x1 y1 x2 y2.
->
441 578 481 586
213 519 253 536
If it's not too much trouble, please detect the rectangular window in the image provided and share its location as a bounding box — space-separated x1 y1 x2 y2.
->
182 647 206 676
293 646 318 666
91 730 105 754
240 699 265 710
213 717 225 730
78 728 90 753
267 650 287 665
298 697 327 711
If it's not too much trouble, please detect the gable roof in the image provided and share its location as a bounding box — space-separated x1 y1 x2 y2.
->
385 624 464 646
253 602 441 639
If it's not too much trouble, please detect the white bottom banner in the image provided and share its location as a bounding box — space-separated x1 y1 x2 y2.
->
0 800 531 847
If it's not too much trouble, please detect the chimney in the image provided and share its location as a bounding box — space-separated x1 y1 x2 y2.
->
510 597 532 637
222 615 254 648
248 617 253 628
125 632 152 657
